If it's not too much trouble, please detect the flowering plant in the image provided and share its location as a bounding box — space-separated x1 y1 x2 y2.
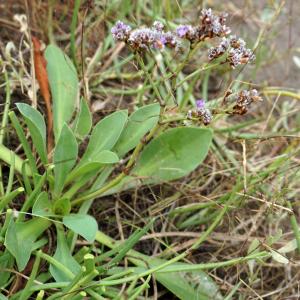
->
0 7 265 299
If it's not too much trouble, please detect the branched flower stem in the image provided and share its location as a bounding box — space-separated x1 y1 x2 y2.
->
134 52 165 106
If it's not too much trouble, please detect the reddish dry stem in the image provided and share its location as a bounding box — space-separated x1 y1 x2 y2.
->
32 36 53 154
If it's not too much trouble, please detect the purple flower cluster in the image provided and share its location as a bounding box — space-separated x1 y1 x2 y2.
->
233 89 262 115
208 35 255 68
111 8 231 52
208 37 229 60
228 35 255 68
187 99 212 125
176 25 196 40
175 8 230 43
111 20 179 51
111 9 254 70
201 8 230 38
111 21 132 42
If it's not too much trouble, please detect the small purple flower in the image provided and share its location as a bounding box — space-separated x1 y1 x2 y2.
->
200 8 230 39
228 46 255 68
233 89 262 114
153 35 167 49
176 25 192 38
111 21 132 42
160 36 167 45
153 21 164 32
188 99 212 125
196 99 205 109
164 31 179 48
208 37 229 60
202 8 212 19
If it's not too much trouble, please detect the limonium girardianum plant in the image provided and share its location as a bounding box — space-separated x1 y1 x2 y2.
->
0 8 266 299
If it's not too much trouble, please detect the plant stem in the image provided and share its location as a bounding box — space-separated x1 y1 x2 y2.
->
5 151 15 195
20 250 42 300
0 71 10 144
0 144 31 176
176 62 220 88
262 89 300 100
94 227 269 286
0 187 24 212
47 0 55 44
135 53 164 106
287 201 300 255
18 173 46 221
0 71 11 196
70 0 81 69
38 251 75 280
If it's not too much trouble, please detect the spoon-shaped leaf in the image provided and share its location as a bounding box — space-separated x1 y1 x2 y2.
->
45 45 78 141
53 124 78 196
133 127 213 183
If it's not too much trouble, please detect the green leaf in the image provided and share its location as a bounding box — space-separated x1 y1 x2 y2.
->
53 198 71 216
114 103 160 157
101 127 213 196
133 259 222 299
66 150 119 183
271 250 289 264
53 124 78 195
45 45 79 141
247 238 260 275
73 98 92 139
278 239 297 254
155 266 222 300
50 225 80 282
16 103 47 164
133 258 222 299
134 127 212 183
79 110 127 166
0 250 14 288
32 191 53 216
4 218 51 271
63 214 98 242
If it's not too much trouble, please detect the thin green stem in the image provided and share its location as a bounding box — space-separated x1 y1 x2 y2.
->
89 249 268 286
135 53 164 105
287 201 300 255
0 187 24 212
262 89 300 100
170 43 201 90
30 282 69 292
18 173 46 221
48 0 55 44
128 275 151 300
5 151 15 195
0 144 31 176
0 71 11 196
176 62 220 88
0 209 13 236
70 0 81 69
20 250 42 300
37 251 75 280
0 71 10 144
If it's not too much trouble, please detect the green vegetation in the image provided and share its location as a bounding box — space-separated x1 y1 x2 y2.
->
0 1 299 299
